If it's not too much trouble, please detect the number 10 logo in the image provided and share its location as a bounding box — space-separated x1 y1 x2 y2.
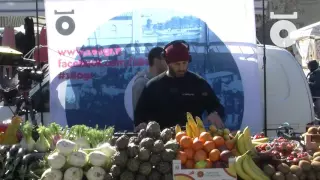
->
269 12 298 48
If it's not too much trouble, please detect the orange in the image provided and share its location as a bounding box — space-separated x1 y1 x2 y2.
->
177 151 187 165
213 136 225 148
199 132 213 142
194 150 208 162
225 139 235 150
176 132 187 143
205 159 213 168
185 159 195 169
203 141 216 153
192 138 204 151
184 148 194 160
180 136 193 149
209 149 220 162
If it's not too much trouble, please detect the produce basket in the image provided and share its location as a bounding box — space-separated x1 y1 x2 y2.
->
172 159 236 180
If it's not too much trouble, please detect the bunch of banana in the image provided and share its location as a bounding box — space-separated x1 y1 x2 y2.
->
224 158 237 178
252 137 269 147
186 112 206 137
236 127 255 155
235 151 270 180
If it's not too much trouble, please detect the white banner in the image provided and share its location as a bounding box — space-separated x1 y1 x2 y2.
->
45 0 262 132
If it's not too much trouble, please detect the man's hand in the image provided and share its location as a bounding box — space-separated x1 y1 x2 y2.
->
207 112 224 129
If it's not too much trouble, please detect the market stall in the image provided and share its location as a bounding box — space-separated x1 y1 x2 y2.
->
0 113 318 180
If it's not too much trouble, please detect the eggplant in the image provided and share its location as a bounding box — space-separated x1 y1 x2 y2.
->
21 153 46 166
9 144 21 156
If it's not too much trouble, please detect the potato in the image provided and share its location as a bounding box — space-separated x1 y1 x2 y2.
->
300 173 307 180
285 172 293 180
313 156 320 162
291 174 299 180
311 160 320 171
308 127 318 134
307 171 316 180
277 163 290 174
219 150 233 163
290 165 302 176
272 171 285 180
299 160 311 171
264 164 276 177
313 152 320 158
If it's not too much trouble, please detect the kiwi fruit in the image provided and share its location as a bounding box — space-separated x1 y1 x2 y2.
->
311 160 320 171
299 160 311 171
272 171 285 180
307 171 317 180
290 165 302 176
264 164 276 177
277 163 290 174
313 156 320 162
291 174 299 180
308 127 318 134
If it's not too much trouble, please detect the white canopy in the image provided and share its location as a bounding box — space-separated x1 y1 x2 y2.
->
290 21 320 41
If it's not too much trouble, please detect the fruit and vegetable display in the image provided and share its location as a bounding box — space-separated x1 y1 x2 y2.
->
3 114 320 180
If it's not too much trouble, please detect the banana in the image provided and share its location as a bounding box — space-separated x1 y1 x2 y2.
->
236 134 247 155
252 137 269 143
186 112 200 137
242 154 270 180
225 159 237 178
243 127 254 151
186 122 193 138
235 155 253 180
175 125 182 134
195 117 206 133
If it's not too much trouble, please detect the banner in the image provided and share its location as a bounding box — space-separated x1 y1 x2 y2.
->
45 0 262 132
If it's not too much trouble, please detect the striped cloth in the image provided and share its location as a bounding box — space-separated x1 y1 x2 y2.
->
0 16 24 27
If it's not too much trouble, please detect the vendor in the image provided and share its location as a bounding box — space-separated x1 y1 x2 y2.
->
134 40 225 128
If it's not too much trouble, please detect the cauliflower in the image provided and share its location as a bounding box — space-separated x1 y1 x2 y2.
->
139 138 154 150
120 170 135 180
127 157 140 172
112 151 128 168
110 165 121 177
161 149 176 162
152 140 164 153
146 121 161 138
139 162 152 176
115 135 129 150
138 148 151 161
160 128 172 143
156 162 171 174
127 143 139 158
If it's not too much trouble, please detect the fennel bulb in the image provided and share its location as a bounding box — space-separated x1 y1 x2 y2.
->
35 134 50 152
88 151 107 166
41 168 63 180
20 137 35 152
63 167 83 180
48 152 66 169
56 139 76 156
74 137 90 149
84 142 116 158
68 150 87 167
86 166 106 180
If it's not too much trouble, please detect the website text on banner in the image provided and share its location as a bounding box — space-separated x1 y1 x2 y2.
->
45 0 261 132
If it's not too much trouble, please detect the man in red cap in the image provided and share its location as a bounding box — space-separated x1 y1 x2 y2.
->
134 40 225 128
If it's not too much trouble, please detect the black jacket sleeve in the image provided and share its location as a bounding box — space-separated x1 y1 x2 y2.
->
309 71 320 89
134 85 152 126
203 81 225 118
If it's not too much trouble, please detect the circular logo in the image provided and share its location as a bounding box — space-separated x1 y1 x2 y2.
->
270 20 297 48
55 16 76 36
